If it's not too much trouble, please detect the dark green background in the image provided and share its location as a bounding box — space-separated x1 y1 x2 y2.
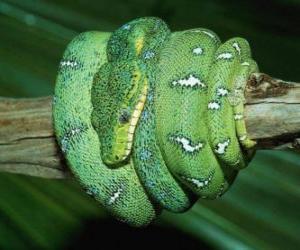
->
0 0 300 249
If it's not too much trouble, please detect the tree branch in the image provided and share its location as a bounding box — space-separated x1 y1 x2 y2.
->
0 73 299 179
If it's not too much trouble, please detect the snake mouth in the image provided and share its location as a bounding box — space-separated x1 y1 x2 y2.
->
120 84 148 161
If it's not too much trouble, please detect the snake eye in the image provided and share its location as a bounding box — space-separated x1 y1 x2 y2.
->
119 109 130 124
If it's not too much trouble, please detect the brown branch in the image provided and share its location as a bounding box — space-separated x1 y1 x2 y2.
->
0 73 300 179
245 73 300 149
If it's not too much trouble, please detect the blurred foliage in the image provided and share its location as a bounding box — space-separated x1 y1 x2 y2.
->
0 0 300 249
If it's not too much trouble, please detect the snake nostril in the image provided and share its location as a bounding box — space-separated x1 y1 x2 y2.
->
115 155 120 160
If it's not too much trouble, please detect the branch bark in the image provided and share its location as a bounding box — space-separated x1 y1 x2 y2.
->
0 73 300 179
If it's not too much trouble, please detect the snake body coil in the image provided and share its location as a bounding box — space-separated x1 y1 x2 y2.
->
53 17 258 226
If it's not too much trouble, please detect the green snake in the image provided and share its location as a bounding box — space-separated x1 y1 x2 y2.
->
53 17 258 227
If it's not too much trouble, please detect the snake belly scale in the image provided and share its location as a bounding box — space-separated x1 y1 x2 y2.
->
53 17 258 226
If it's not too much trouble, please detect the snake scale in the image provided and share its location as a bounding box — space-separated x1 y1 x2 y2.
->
53 17 258 226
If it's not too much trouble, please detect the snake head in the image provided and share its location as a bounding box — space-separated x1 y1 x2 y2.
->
92 61 148 166
91 17 169 166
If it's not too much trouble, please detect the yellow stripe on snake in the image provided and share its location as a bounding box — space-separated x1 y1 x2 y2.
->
53 17 258 226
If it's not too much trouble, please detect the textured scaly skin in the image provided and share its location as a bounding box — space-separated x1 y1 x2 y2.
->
53 17 258 226
53 31 157 227
156 29 238 199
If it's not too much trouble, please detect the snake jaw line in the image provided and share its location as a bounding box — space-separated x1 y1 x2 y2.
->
120 84 148 161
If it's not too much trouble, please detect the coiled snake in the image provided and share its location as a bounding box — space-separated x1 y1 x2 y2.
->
53 17 258 226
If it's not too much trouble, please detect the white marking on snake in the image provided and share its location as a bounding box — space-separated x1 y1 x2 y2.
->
217 53 233 60
70 128 81 136
184 177 208 188
233 42 241 55
171 136 203 153
192 47 203 55
108 187 123 205
217 88 229 96
201 30 215 39
190 30 218 42
60 127 83 153
234 113 243 120
241 62 250 66
233 159 240 166
172 74 205 88
52 96 57 105
122 24 131 30
144 50 155 59
181 172 214 189
60 60 78 68
61 137 68 153
239 135 247 141
208 101 220 110
215 139 230 154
